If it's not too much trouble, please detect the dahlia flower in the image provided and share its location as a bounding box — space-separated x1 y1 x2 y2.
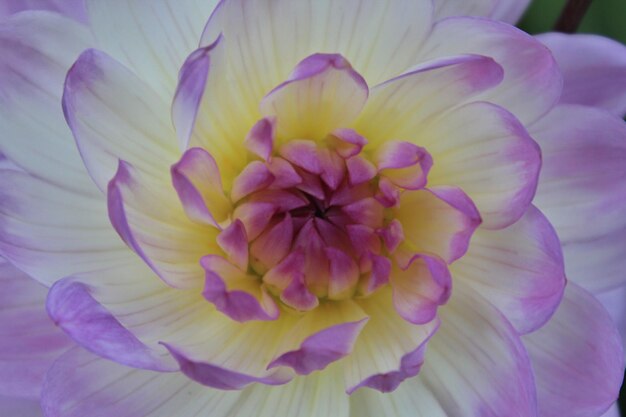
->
0 1 625 416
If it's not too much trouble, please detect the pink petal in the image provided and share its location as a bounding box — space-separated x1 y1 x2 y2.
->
201 255 279 322
523 283 624 417
538 33 626 117
171 147 231 227
230 161 275 202
244 117 277 161
216 220 249 271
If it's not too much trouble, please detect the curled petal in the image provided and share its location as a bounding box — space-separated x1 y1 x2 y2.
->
268 301 367 375
172 36 223 150
244 117 277 161
395 187 481 263
250 214 293 273
171 147 231 227
345 289 440 394
108 160 216 288
47 278 174 371
375 141 433 190
216 220 249 271
260 53 368 140
201 255 279 322
390 255 451 325
230 161 275 202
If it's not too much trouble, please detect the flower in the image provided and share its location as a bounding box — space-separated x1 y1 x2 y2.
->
0 1 625 417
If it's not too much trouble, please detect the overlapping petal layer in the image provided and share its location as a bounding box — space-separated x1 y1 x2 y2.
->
0 1 624 417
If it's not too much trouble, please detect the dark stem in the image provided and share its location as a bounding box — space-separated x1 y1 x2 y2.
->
554 0 594 33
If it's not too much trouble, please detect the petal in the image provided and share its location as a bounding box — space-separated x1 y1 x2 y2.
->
41 347 243 417
63 49 179 191
356 54 504 147
0 11 95 194
250 214 293 273
0 171 130 285
159 311 300 390
538 33 626 117
260 53 369 141
224 363 349 417
345 288 440 394
0 395 42 417
244 117 277 161
523 283 624 417
108 160 218 289
454 206 566 334
46 277 174 371
201 255 279 322
390 255 451 325
0 258 72 398
433 0 498 21
596 285 626 360
0 0 88 23
170 147 231 227
86 0 216 100
394 187 481 263
423 101 541 229
419 282 537 417
230 161 275 202
173 37 256 184
530 105 626 291
419 17 562 124
349 377 447 417
202 0 433 96
268 301 367 375
171 35 223 151
490 0 532 24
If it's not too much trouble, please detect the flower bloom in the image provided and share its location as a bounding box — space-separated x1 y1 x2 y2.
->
0 1 625 417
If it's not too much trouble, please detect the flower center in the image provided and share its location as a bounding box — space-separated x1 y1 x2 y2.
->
214 123 432 311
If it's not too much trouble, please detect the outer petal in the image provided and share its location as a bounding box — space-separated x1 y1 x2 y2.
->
530 105 626 291
108 160 219 289
41 347 243 417
349 377 447 417
423 101 541 229
418 282 537 417
0 258 72 399
0 11 95 194
0 171 131 285
538 33 626 117
260 53 368 141
0 395 42 417
599 404 621 417
490 0 532 24
419 17 562 125
345 289 439 394
433 0 497 21
224 363 349 417
523 283 624 417
356 54 504 147
158 311 300 390
394 187 481 263
0 0 88 23
268 301 368 375
63 48 179 191
596 285 626 360
453 206 566 334
433 0 531 24
46 277 175 371
202 0 433 94
86 0 216 100
172 36 253 184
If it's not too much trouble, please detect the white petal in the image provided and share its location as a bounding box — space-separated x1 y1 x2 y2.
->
86 0 218 100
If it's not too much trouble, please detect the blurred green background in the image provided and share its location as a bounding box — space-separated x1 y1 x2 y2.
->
519 0 626 44
520 1 626 415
